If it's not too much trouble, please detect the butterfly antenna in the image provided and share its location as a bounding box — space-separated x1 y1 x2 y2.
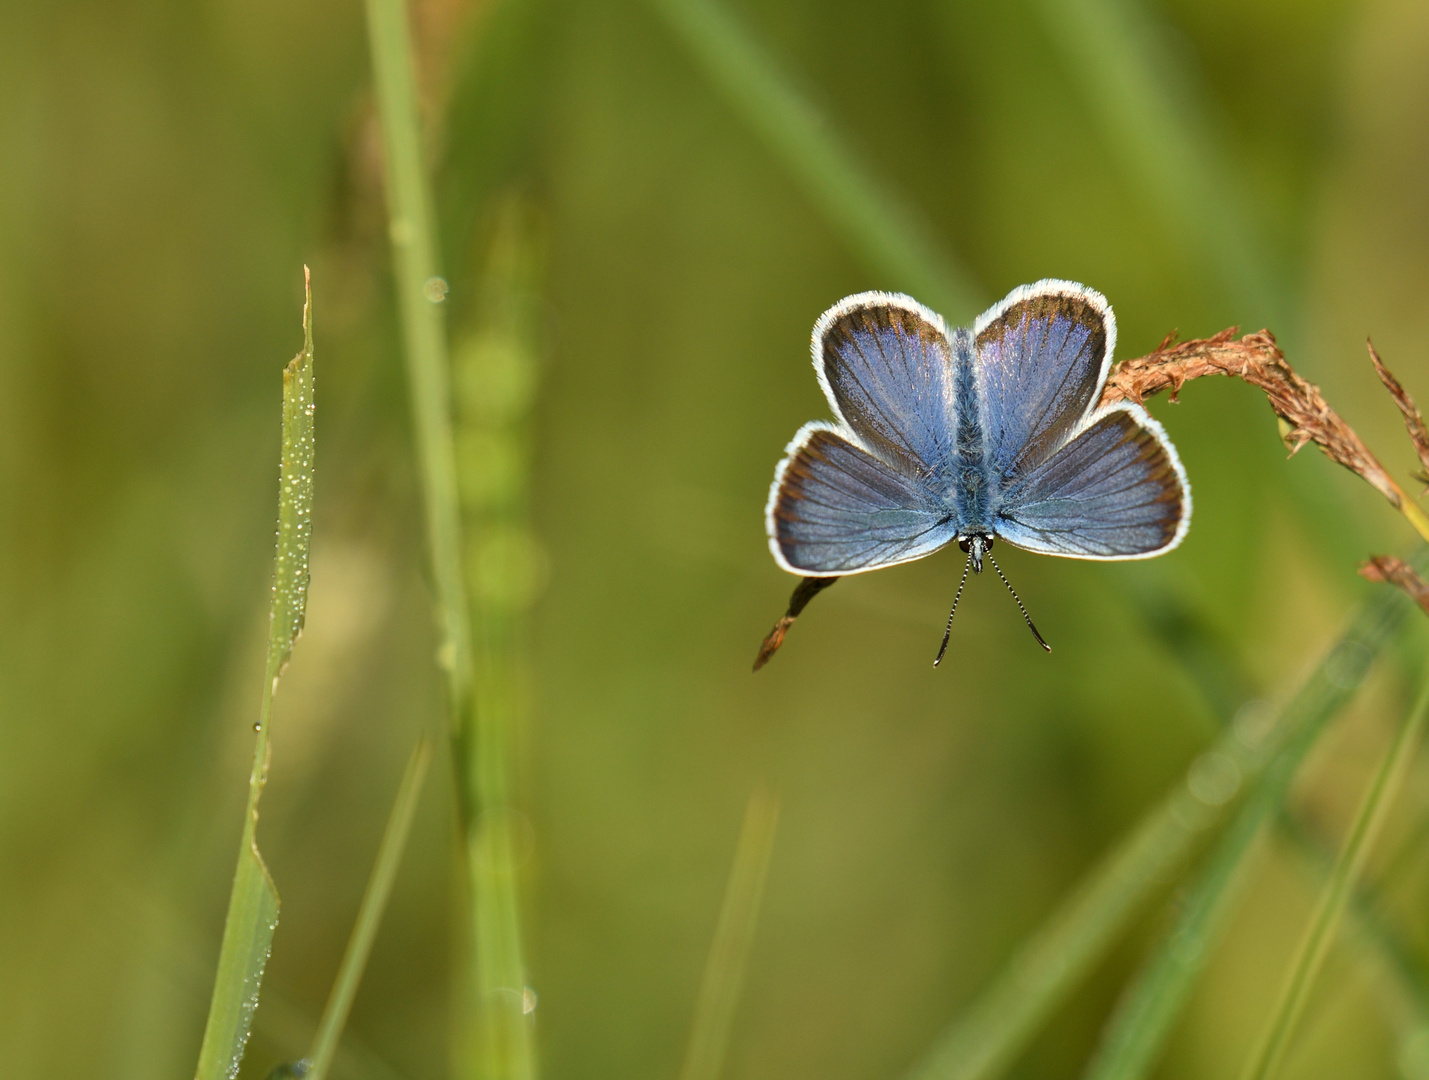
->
988 553 1051 652
933 551 974 667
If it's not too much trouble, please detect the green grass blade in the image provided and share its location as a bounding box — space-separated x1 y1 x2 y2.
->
644 0 980 322
1079 770 1274 1080
1077 651 1390 1080
1083 574 1429 1080
1278 812 1429 1021
678 791 781 1080
1026 0 1283 326
1240 681 1429 1080
194 269 315 1080
455 196 546 1080
364 0 475 722
903 582 1412 1080
198 849 281 1080
363 3 527 1076
306 735 434 1080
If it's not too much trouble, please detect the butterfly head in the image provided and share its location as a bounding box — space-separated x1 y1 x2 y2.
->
957 534 994 575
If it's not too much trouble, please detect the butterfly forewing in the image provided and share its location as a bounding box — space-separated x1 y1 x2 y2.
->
815 293 956 479
975 284 1111 481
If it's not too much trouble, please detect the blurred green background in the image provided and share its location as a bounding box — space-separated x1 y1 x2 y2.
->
4 0 1429 1077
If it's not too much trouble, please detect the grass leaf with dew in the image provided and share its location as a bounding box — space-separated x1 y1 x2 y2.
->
304 735 433 1080
903 575 1415 1080
1239 680 1429 1080
643 0 980 322
678 790 781 1080
194 269 315 1080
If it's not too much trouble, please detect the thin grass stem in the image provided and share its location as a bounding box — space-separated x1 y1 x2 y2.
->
678 791 781 1080
363 0 475 725
306 735 433 1080
644 0 980 322
1278 812 1429 1021
452 197 546 1080
194 270 315 1080
363 5 536 1079
1239 680 1429 1080
903 580 1414 1080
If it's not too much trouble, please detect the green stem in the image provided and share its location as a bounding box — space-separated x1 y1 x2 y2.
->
364 5 532 1078
306 736 433 1080
1240 681 1429 1080
678 791 781 1080
363 0 475 728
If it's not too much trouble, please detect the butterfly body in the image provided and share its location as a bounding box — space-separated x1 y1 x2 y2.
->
767 281 1190 582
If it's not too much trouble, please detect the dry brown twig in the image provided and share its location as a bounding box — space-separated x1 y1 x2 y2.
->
1366 339 1429 489
1102 329 1414 514
1359 555 1429 618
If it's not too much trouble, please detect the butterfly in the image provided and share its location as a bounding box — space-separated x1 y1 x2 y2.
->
758 280 1190 668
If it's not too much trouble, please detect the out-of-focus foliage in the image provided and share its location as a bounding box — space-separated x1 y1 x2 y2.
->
3 1 1429 1079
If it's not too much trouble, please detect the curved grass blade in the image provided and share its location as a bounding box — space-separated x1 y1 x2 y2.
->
1105 567 1429 1076
1078 768 1273 1080
1075 660 1403 1080
305 735 433 1080
1239 681 1429 1080
643 0 980 322
678 790 781 1080
1278 811 1429 1023
194 269 315 1080
903 580 1413 1080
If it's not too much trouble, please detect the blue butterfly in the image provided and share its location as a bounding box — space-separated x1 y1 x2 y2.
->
762 280 1191 665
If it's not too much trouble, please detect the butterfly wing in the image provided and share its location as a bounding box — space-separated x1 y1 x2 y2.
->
813 292 956 481
974 280 1116 481
764 293 960 575
766 423 957 575
994 405 1190 558
972 280 1189 559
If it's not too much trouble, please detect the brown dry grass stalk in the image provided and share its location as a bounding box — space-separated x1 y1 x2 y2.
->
1102 329 1412 511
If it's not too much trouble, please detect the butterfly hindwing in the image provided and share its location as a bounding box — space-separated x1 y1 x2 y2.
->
993 406 1190 559
766 424 957 575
